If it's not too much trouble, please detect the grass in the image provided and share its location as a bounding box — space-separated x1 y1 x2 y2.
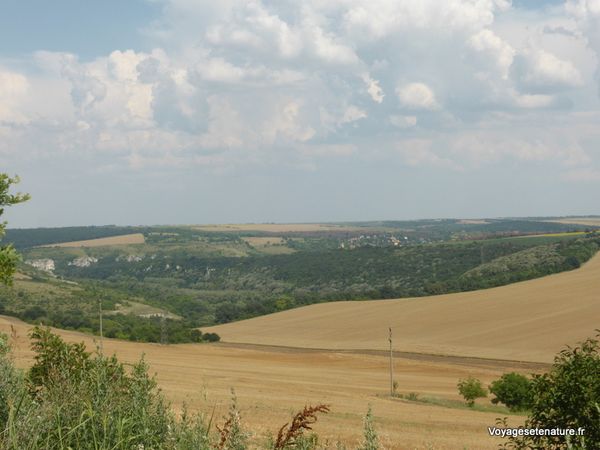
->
242 237 297 255
389 393 525 416
108 300 181 320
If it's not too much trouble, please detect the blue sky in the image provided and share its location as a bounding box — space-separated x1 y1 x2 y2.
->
1 0 600 227
0 1 158 58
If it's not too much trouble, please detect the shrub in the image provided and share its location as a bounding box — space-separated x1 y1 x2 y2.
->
0 332 23 430
216 390 248 450
502 334 600 449
457 376 487 407
357 406 379 450
489 372 533 412
1 326 211 450
203 332 221 342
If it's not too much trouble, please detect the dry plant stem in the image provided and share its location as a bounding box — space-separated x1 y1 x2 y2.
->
274 404 330 449
216 417 233 450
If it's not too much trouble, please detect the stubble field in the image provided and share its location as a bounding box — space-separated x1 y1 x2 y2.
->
40 233 145 247
1 314 530 449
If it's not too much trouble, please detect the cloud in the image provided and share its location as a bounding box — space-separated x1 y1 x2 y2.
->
361 73 384 103
390 115 417 128
396 138 461 170
0 70 29 124
511 92 556 109
566 0 600 96
342 0 510 39
340 105 367 124
1 0 598 180
468 29 515 78
511 48 583 93
542 25 580 39
562 168 600 182
396 82 439 110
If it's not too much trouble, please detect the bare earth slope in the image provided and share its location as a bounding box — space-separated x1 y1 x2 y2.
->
205 253 600 363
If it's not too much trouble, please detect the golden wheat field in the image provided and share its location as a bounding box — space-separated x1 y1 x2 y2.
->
1 315 531 450
205 253 600 363
547 217 600 227
40 233 145 247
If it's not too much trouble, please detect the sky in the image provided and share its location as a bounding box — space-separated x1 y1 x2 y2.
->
1 0 600 228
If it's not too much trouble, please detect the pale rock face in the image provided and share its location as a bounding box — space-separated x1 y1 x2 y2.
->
69 256 99 267
115 254 144 262
26 258 55 272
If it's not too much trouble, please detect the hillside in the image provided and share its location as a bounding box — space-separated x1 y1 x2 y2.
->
205 253 600 363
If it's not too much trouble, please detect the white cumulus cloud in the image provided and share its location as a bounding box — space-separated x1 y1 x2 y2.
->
511 48 583 93
396 82 439 110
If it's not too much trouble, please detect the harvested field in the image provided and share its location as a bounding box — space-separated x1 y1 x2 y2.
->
457 219 490 224
110 300 181 320
242 236 296 254
205 253 600 363
193 223 367 233
242 236 286 246
513 231 586 238
547 217 600 227
40 233 145 247
0 315 527 449
13 272 31 280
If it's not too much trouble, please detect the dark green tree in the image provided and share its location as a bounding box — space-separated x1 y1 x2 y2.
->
0 174 30 285
489 372 533 412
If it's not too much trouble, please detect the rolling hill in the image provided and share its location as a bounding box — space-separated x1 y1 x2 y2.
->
204 253 600 363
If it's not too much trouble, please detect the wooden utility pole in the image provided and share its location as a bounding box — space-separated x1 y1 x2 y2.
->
98 297 104 355
389 327 394 396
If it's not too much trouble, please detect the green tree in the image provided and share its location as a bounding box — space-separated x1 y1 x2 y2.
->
489 372 533 412
504 334 600 449
0 174 30 285
457 376 487 407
